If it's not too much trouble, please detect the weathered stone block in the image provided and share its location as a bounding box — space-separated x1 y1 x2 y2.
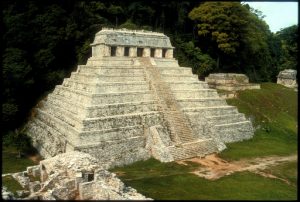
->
16 190 30 198
29 181 41 193
79 181 95 200
277 69 297 88
52 186 70 200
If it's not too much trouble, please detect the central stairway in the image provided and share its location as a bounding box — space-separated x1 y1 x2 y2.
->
140 58 219 160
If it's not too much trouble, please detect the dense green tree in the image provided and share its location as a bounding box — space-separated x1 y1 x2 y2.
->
189 2 273 81
276 25 298 71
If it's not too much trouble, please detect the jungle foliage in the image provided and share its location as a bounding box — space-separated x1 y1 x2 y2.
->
2 0 298 136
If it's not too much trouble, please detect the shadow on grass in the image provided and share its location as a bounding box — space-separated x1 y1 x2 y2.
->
2 146 40 174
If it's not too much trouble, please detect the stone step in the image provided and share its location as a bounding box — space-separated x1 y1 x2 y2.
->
77 125 145 144
64 78 150 93
85 101 158 118
212 121 254 143
54 86 154 105
40 100 82 129
189 114 248 137
184 106 239 119
76 136 148 167
173 89 219 99
206 114 247 125
46 94 86 116
79 65 144 69
62 78 95 93
169 81 209 90
71 72 145 82
90 91 155 105
86 57 137 66
77 65 144 75
168 139 218 160
48 92 157 118
153 58 179 67
159 68 192 75
52 85 92 104
34 109 80 143
162 74 199 82
177 98 227 108
81 111 162 131
25 119 67 157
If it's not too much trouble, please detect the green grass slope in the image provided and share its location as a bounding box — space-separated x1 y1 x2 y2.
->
220 82 297 160
2 146 38 174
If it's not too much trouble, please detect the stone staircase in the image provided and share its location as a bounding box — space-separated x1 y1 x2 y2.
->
140 58 219 160
154 58 254 146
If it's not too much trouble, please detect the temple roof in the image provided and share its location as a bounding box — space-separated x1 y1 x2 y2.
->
91 28 174 49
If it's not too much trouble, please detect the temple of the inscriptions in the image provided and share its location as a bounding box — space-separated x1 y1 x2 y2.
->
24 28 254 168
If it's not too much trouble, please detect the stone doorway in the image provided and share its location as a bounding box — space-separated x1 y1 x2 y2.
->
124 47 130 56
137 48 143 57
111 46 117 56
150 48 155 57
162 49 167 58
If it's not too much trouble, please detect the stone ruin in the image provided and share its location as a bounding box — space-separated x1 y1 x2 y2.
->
205 73 260 91
24 28 254 168
2 151 150 200
277 69 298 88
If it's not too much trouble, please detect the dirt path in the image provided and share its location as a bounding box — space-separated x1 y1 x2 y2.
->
177 154 297 184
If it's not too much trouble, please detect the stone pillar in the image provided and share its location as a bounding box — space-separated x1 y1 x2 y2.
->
129 47 137 57
155 48 162 58
165 49 173 58
116 46 124 56
143 47 150 57
92 44 110 57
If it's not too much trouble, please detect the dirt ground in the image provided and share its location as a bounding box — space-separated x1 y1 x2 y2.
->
177 154 297 185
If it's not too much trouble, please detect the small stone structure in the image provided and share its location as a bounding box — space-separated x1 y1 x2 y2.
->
24 28 254 168
205 73 260 91
2 152 150 200
277 69 297 88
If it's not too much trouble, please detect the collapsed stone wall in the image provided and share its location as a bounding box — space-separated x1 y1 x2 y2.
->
2 151 151 200
205 73 260 91
277 69 297 88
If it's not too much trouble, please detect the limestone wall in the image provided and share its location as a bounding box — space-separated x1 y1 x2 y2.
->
205 73 260 91
277 69 297 88
90 28 174 58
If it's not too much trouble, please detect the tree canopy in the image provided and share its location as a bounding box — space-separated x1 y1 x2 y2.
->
188 2 275 81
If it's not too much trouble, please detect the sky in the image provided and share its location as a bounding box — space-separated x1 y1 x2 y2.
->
242 1 298 33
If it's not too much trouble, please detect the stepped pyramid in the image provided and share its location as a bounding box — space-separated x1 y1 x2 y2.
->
25 28 254 168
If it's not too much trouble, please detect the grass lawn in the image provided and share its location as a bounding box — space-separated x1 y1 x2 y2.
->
2 146 39 174
112 158 297 200
110 82 298 200
221 83 297 160
2 175 24 195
